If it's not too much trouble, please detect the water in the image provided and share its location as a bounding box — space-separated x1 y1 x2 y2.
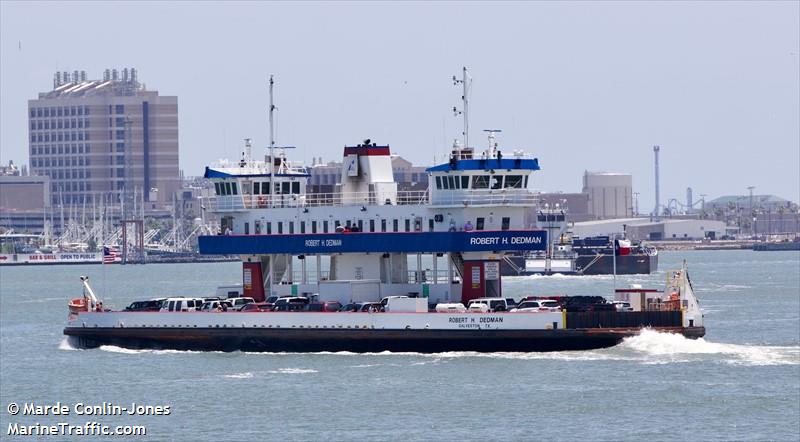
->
1 250 798 441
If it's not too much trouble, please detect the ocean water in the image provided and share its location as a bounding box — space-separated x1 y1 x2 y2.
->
1 250 798 441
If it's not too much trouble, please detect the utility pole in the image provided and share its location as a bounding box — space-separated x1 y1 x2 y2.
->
747 186 755 235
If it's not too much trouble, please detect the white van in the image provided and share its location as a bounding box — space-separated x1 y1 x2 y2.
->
160 297 205 312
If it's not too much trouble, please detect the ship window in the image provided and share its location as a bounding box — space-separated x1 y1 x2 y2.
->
476 217 485 231
393 219 399 232
278 222 283 234
435 176 442 189
253 183 260 195
311 221 317 233
300 221 305 234
450 176 458 189
472 175 489 189
505 175 523 188
442 176 449 189
524 176 529 188
462 176 469 188
224 182 232 195
262 183 270 194
292 182 300 194
242 182 251 194
323 220 328 233
168 301 176 311
244 222 250 235
266 222 272 234
255 221 261 234
491 176 503 190
281 182 290 194
214 182 221 195
369 219 375 232
429 219 434 231
289 222 294 234
502 217 510 230
404 219 411 232
357 220 363 232
381 219 387 232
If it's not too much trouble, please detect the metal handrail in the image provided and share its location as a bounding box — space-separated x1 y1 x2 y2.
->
209 188 538 211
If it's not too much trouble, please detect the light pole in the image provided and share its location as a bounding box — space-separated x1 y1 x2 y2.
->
747 186 755 235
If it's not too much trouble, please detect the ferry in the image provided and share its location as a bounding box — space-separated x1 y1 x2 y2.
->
63 74 705 352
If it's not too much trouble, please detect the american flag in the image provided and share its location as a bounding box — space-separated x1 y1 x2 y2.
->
103 246 121 264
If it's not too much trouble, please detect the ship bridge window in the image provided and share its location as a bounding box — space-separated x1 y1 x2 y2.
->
450 176 459 189
461 176 469 188
505 175 523 188
281 182 290 194
292 182 300 194
224 182 232 195
472 175 489 189
442 176 449 189
262 183 270 194
231 182 238 195
491 176 503 190
435 176 442 189
214 182 221 195
253 182 260 195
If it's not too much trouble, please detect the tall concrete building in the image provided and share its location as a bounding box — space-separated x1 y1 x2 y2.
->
582 171 633 220
28 68 178 210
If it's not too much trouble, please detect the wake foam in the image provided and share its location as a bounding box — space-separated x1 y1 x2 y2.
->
620 329 800 366
223 372 254 379
58 337 79 351
267 368 318 374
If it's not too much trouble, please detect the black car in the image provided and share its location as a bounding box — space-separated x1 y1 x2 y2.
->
272 297 310 312
124 299 164 311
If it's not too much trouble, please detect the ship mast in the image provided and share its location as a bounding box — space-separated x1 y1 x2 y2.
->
453 67 472 149
268 75 275 193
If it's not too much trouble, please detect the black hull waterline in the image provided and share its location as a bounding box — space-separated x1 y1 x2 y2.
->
64 326 705 353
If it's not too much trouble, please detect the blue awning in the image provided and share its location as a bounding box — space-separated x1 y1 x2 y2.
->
426 158 540 172
204 167 311 179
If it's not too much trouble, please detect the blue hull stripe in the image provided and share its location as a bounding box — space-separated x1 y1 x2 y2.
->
199 230 547 255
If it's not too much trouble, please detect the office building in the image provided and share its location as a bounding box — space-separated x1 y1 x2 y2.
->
28 68 179 210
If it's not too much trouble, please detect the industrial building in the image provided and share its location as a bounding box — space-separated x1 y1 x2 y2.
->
582 171 633 220
570 218 727 241
27 68 179 210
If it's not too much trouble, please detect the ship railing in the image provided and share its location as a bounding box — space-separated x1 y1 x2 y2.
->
281 270 458 285
429 189 538 207
208 191 430 211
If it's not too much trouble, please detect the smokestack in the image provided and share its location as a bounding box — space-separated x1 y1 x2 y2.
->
81 70 87 82
54 72 61 88
104 69 110 81
112 69 118 81
653 145 660 220
686 187 693 212
73 70 79 83
63 71 70 83
130 68 137 85
122 68 129 82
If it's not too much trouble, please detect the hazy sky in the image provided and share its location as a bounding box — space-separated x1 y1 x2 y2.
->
1 1 798 211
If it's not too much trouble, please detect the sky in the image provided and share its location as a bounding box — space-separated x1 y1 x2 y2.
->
1 1 798 212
